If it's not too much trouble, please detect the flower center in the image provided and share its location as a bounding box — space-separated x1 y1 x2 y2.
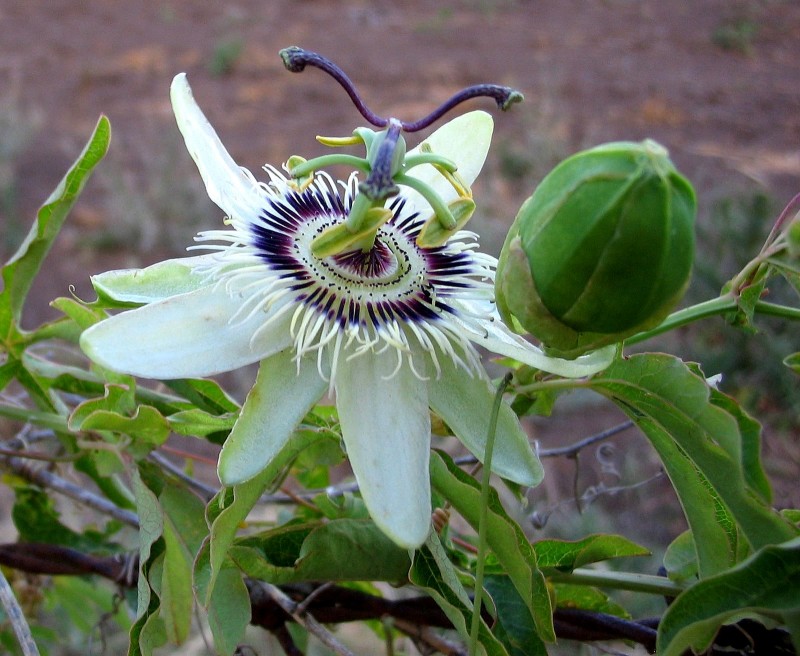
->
330 240 398 280
283 198 441 331
196 170 494 381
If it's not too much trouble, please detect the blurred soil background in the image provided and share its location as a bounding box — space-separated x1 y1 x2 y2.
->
1 0 800 635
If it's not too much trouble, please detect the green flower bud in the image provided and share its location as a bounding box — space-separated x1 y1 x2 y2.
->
496 139 696 359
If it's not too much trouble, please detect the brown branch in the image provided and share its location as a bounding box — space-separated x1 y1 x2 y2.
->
0 457 139 529
2 542 791 656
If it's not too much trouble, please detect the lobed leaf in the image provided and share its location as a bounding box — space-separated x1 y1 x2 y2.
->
230 518 411 585
129 464 207 654
410 533 509 656
0 115 110 333
69 384 170 456
533 534 649 572
589 354 796 557
430 450 555 642
200 428 328 604
129 469 167 656
484 576 548 656
658 536 800 656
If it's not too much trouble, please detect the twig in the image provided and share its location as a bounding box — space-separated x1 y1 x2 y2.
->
452 421 635 468
0 567 40 656
394 618 467 656
0 455 139 529
148 451 218 501
538 421 634 458
260 582 357 656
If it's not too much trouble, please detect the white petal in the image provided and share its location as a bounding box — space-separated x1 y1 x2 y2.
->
427 353 543 486
171 73 266 221
335 348 431 549
80 285 293 379
451 303 616 378
403 110 493 211
91 256 212 304
218 350 327 485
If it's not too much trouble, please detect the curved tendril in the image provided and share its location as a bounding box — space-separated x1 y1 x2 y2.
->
401 84 524 133
280 46 389 128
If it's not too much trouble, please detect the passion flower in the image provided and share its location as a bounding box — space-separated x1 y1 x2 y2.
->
81 59 614 549
496 139 696 359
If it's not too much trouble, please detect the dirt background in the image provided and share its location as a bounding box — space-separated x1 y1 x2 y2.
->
4 0 800 267
2 0 800 562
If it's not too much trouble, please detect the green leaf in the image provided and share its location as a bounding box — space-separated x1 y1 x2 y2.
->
164 378 240 415
484 576 548 656
658 536 800 656
11 485 121 553
207 566 250 655
663 530 699 584
70 383 134 421
0 115 110 333
129 468 167 656
701 365 772 504
430 451 555 642
635 413 740 578
69 384 170 455
23 350 108 398
74 453 136 510
784 352 800 376
533 534 649 572
129 464 207 653
167 408 236 438
552 583 629 617
410 533 509 656
590 354 796 554
201 428 327 604
230 519 411 584
49 296 107 332
157 478 207 645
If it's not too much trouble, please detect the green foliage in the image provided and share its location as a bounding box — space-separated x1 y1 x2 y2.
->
410 533 510 656
658 537 800 656
231 519 412 584
0 116 109 333
430 450 555 642
689 191 800 411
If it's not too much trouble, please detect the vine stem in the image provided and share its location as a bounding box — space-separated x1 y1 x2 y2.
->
468 373 512 656
0 567 40 656
547 568 684 597
625 295 800 346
